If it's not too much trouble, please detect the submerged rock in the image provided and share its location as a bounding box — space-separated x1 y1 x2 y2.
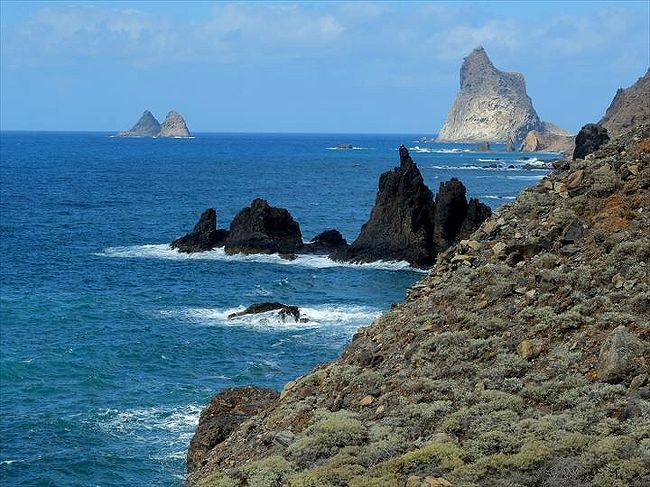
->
187 386 279 473
227 302 303 322
171 208 228 253
158 110 191 137
117 110 161 137
225 199 303 255
573 123 610 160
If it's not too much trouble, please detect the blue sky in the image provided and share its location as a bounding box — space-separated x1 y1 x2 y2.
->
1 1 648 133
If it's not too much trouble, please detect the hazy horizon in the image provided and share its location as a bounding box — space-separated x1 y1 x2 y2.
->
1 1 648 134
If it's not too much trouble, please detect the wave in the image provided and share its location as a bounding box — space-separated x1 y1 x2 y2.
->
427 165 548 172
95 244 419 272
482 195 516 200
477 158 501 162
407 147 472 154
325 147 372 150
506 174 547 180
159 304 382 331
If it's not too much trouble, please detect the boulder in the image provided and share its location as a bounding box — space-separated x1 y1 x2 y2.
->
225 199 303 255
171 208 228 253
187 386 279 473
598 325 648 383
333 145 437 267
227 302 302 322
303 229 348 254
117 110 161 137
573 124 610 160
158 110 191 137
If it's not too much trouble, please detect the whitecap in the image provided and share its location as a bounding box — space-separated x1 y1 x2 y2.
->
160 304 382 331
427 165 548 172
477 158 500 162
95 244 420 272
507 174 547 180
482 195 517 200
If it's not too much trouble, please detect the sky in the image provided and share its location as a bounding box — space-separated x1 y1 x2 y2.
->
1 1 648 134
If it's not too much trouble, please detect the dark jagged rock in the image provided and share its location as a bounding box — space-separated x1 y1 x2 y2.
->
303 229 348 254
117 110 161 137
505 138 515 152
599 69 650 137
334 146 490 268
478 142 491 151
171 208 228 253
225 199 303 255
336 144 353 149
158 110 191 137
228 302 303 322
333 145 437 267
187 386 279 473
573 123 610 160
459 198 493 238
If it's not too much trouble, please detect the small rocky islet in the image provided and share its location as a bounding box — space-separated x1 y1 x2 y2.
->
117 109 191 138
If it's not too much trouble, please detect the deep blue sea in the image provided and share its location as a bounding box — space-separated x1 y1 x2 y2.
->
0 132 557 486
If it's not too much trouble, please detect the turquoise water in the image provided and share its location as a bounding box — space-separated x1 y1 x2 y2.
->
0 132 555 485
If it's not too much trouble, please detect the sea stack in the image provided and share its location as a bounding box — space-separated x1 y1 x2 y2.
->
118 110 161 137
437 47 542 142
158 110 191 137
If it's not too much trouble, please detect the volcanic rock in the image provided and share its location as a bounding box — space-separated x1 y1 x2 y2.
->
225 199 303 255
437 46 543 142
117 110 161 137
303 229 348 254
573 123 610 160
599 69 650 137
171 208 228 253
598 325 649 383
158 110 191 137
186 386 278 473
227 302 302 322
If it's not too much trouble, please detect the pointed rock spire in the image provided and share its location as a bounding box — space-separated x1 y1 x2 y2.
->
158 110 191 137
118 110 161 137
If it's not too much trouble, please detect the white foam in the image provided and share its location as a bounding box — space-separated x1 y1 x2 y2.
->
325 146 372 150
96 244 419 272
427 165 548 172
506 174 547 180
482 195 516 200
160 304 382 331
477 158 500 162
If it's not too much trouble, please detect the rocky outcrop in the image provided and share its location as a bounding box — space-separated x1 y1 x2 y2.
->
158 110 191 137
303 229 348 254
573 123 610 160
599 69 650 137
227 302 303 323
187 386 279 473
171 208 228 253
188 125 650 487
117 110 161 137
334 146 491 268
225 199 303 255
520 128 574 155
437 47 543 142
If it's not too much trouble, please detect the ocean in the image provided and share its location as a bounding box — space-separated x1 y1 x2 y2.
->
0 132 557 486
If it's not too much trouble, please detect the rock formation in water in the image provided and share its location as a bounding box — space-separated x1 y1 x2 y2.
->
520 123 575 155
437 47 543 142
117 110 161 137
171 208 228 253
573 123 610 160
224 199 303 255
303 229 348 254
599 69 650 138
227 302 303 323
187 123 650 487
158 110 191 137
333 146 491 268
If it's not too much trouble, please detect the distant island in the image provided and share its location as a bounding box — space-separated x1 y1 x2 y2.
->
117 110 191 138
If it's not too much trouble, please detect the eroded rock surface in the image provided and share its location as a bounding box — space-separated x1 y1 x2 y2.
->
600 69 650 137
117 110 161 137
573 123 610 160
158 110 191 137
171 208 228 253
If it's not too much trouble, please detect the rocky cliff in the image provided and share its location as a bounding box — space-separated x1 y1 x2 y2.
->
158 110 192 137
437 47 543 143
599 69 650 138
188 124 650 486
117 110 161 137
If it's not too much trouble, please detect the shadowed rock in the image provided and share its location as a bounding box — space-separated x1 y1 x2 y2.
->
303 229 348 254
171 208 228 253
573 124 610 160
459 197 493 239
225 199 303 255
187 386 279 473
117 110 161 137
227 302 303 322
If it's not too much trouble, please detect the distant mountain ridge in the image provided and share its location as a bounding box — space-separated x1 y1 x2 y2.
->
117 110 191 138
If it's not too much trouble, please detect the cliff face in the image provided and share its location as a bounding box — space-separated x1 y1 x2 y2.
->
188 124 650 486
599 69 650 138
158 110 191 137
118 110 161 137
437 47 543 143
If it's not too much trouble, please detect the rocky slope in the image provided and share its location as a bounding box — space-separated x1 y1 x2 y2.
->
188 124 650 487
600 69 650 137
520 122 575 155
437 47 543 143
117 110 161 137
158 110 191 137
